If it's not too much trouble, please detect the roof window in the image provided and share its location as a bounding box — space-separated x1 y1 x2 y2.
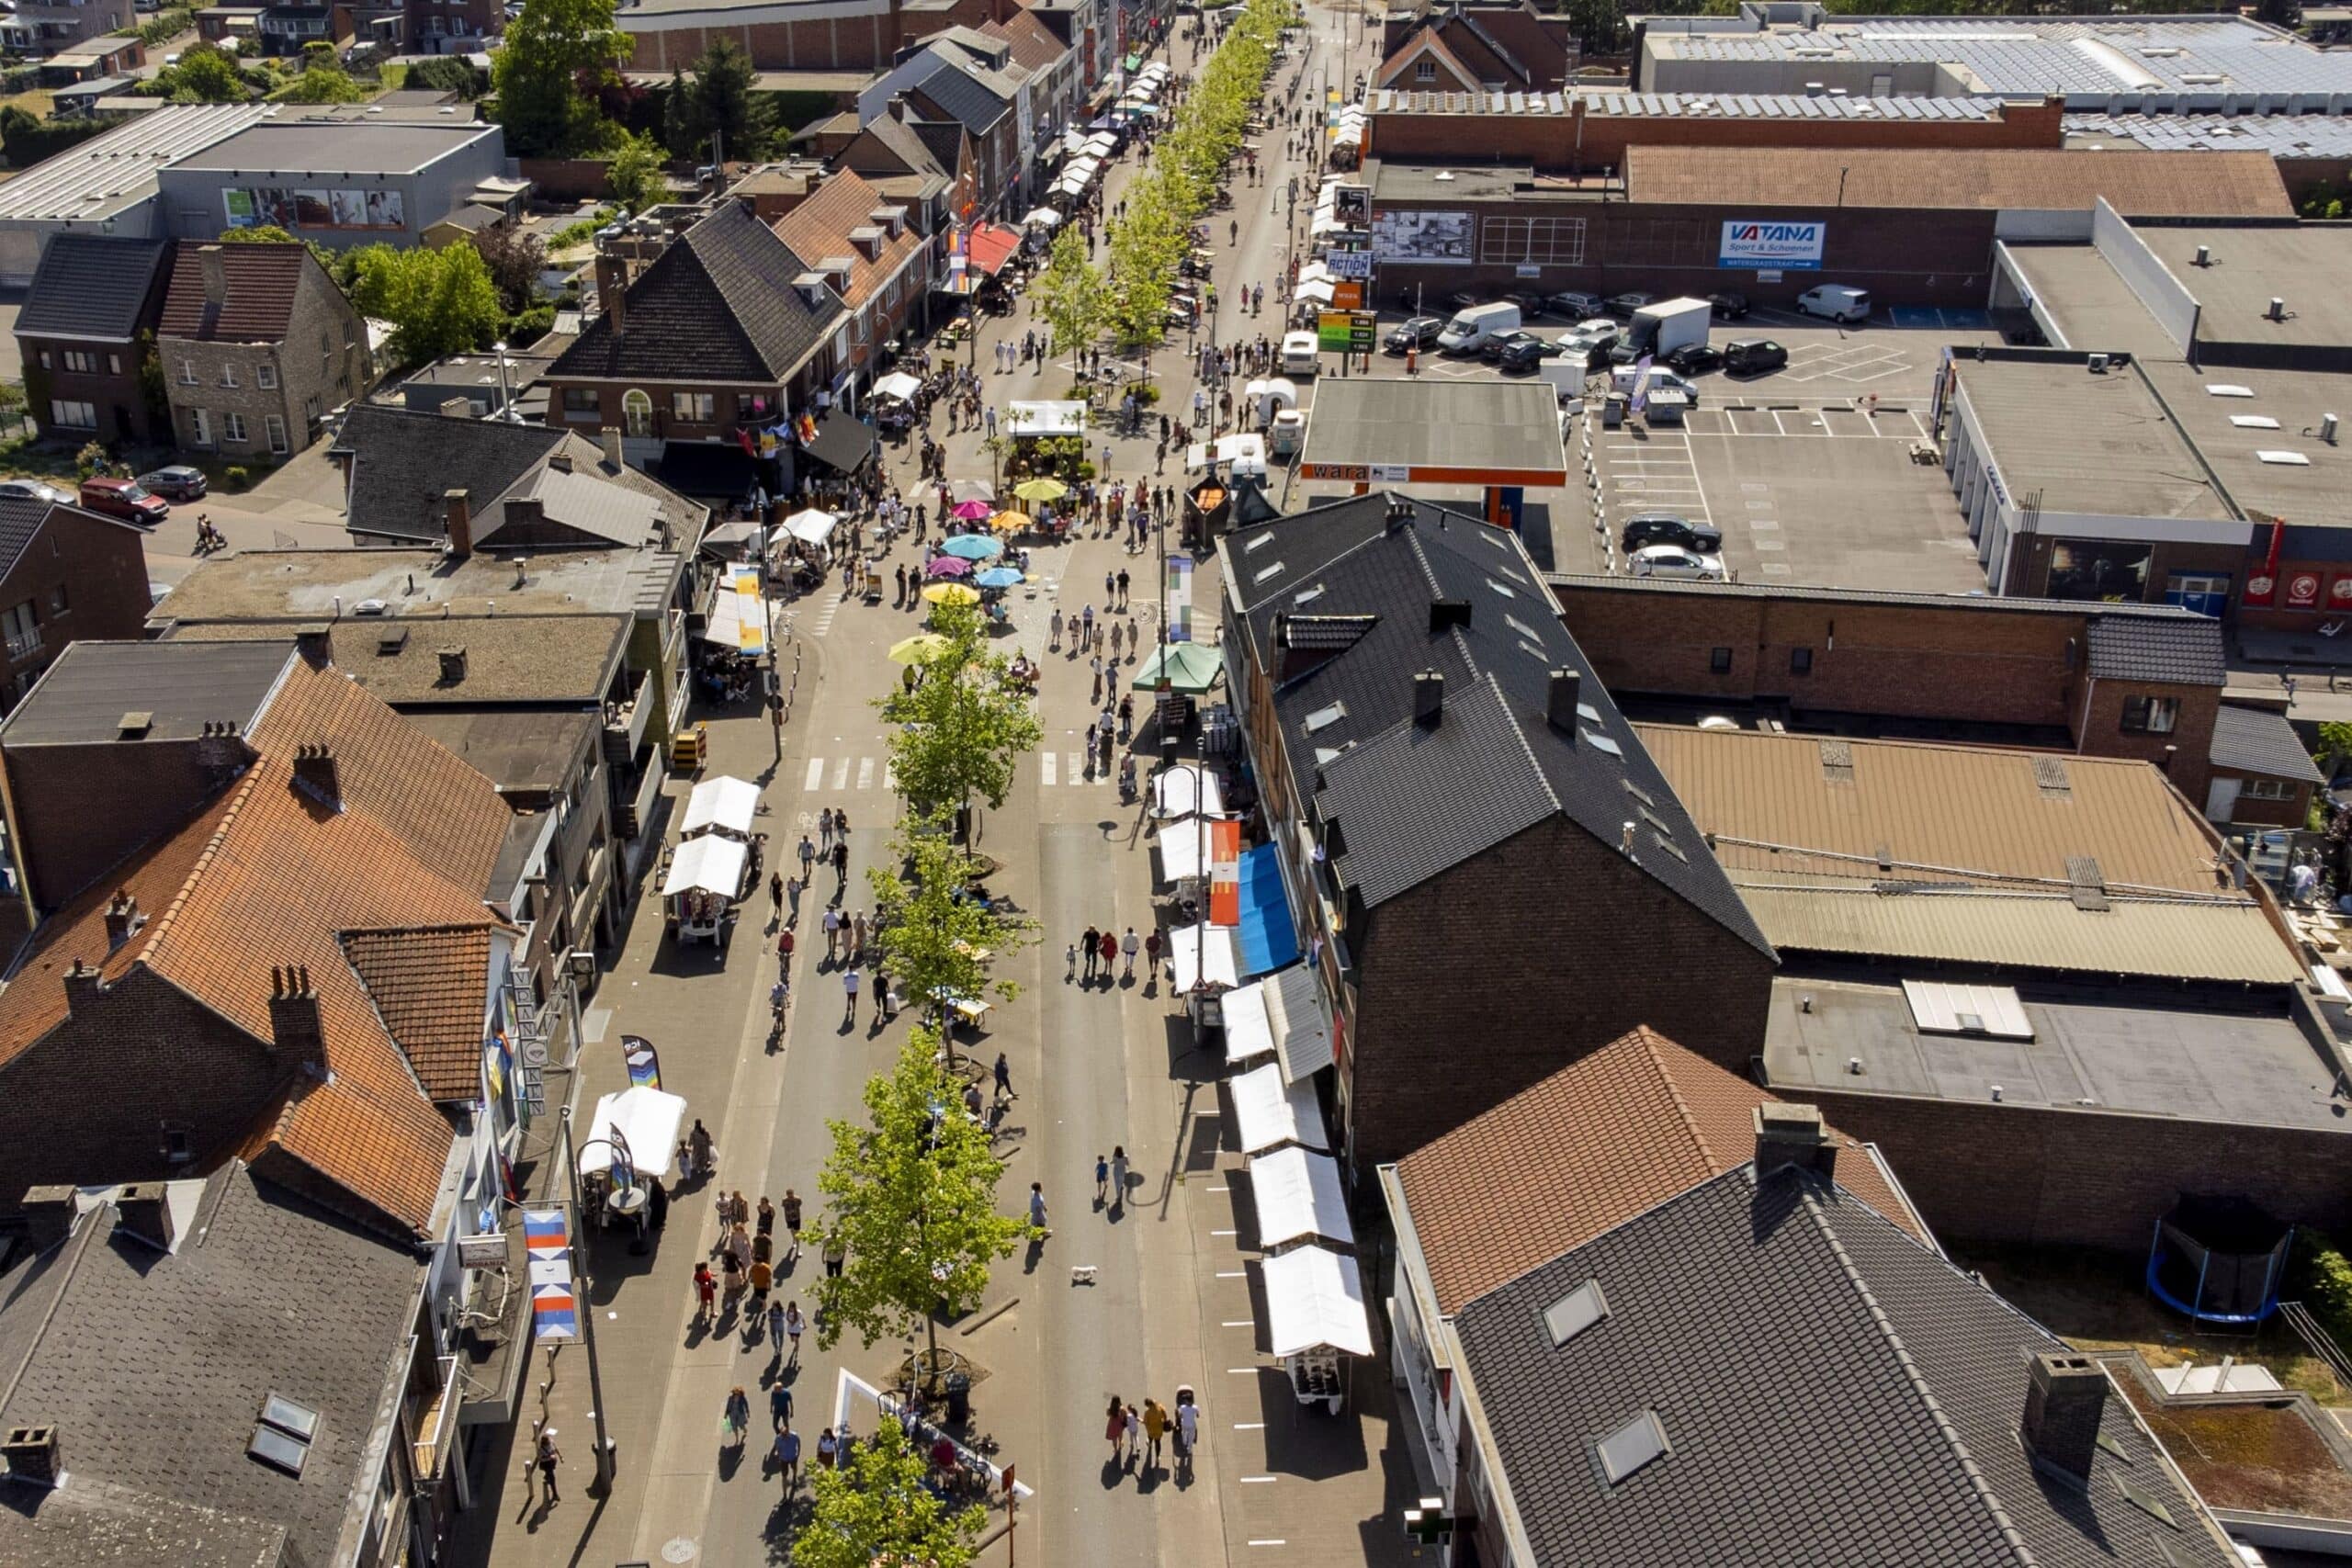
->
1487 577 1518 598
1543 1278 1609 1346
1304 701 1346 733
1253 560 1287 584
1585 731 1623 758
2256 450 2311 466
1244 529 1278 553
1294 582 1326 605
2204 384 2254 398
2229 414 2280 430
1596 1410 1670 1485
248 1393 321 1477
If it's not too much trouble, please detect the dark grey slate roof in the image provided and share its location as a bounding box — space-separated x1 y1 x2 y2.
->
907 118 968 181
17 236 169 344
909 59 1011 135
0 1164 424 1568
2210 702 2325 783
0 497 141 585
548 203 841 387
1453 1166 2237 1568
333 403 566 542
0 637 295 746
2084 614 2227 685
1228 494 1771 955
857 113 950 182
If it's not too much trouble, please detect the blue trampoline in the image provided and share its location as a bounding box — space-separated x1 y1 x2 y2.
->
2146 1194 2292 1327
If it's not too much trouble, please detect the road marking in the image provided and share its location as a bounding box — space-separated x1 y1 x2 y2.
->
1217 1269 1248 1278
1234 1422 1266 1430
1042 750 1057 787
831 757 851 791
1227 1367 1261 1373
882 759 896 791
1248 1541 1288 1548
1223 1319 1254 1326
804 758 824 791
1241 1475 1278 1483
855 757 875 791
1211 1228 1238 1235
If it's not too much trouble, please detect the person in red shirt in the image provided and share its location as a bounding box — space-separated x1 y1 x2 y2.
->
692 1261 717 1323
1098 929 1117 984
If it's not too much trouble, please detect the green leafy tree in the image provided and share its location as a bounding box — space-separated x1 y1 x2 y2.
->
492 0 633 156
808 1031 1033 1384
1033 225 1104 368
406 54 489 98
606 133 670 213
274 61 368 103
148 42 247 103
867 809 1035 1057
2317 722 2352 776
470 223 549 314
660 65 693 156
876 599 1044 840
669 36 772 161
796 1420 987 1568
347 243 503 364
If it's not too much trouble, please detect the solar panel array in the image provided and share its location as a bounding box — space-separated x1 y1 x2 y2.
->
1366 87 2000 118
0 102 271 223
2067 110 2352 155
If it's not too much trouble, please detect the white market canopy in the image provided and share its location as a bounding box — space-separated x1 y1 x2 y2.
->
1185 432 1267 478
783 507 839 544
1068 155 1103 182
872 370 924 403
1154 818 1232 885
1153 762 1225 819
662 833 747 899
1295 278 1336 305
1262 1246 1374 1358
1084 132 1118 153
1230 1061 1329 1156
1010 400 1087 437
1250 1146 1354 1251
1221 964 1334 1084
1295 261 1333 286
681 774 760 839
1169 921 1239 994
1023 206 1064 228
699 581 767 653
579 1086 686 1180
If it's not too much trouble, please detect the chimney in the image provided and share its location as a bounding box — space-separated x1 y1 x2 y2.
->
198 243 227 308
61 956 103 1015
439 395 475 420
1 1426 62 1488
2023 1353 2108 1486
290 743 339 807
1429 597 1471 633
16 1184 77 1253
291 625 332 666
1412 669 1444 728
1547 668 1581 737
1753 1102 1837 1180
112 1181 174 1252
102 889 140 952
267 964 323 1067
437 646 468 684
595 253 628 334
602 426 625 469
444 488 472 558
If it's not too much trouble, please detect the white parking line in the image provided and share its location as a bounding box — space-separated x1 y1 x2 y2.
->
804 757 824 791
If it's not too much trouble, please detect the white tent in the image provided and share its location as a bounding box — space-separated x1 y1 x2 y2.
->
1295 261 1333 287
1295 278 1336 305
1068 155 1103 182
1229 1061 1329 1155
698 583 766 650
1154 819 1227 885
1221 964 1334 1083
1023 206 1064 228
1249 1146 1353 1250
783 507 838 545
1009 400 1087 437
1184 432 1267 478
1152 762 1225 819
578 1086 687 1179
662 834 747 898
1261 1246 1374 1358
1169 921 1238 994
681 774 760 839
872 370 924 403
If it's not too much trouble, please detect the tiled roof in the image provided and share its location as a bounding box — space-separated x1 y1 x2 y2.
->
1453 1166 2238 1568
1377 27 1480 90
1624 145 2294 218
16 234 168 343
0 497 139 584
2209 702 2326 784
0 660 512 1237
980 9 1066 73
908 118 970 182
342 925 496 1100
841 113 950 187
908 59 1012 135
548 203 841 387
157 242 312 343
1395 1026 1927 1315
0 1164 423 1568
2085 614 2227 685
772 169 922 311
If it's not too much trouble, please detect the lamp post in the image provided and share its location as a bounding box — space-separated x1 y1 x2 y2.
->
557 1107 617 1493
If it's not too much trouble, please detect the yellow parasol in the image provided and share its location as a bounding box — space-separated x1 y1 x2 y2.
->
1012 477 1069 503
990 508 1032 534
922 582 980 605
889 633 952 664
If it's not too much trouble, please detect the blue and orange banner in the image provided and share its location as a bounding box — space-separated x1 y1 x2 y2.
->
526 1208 578 1342
1207 818 1243 927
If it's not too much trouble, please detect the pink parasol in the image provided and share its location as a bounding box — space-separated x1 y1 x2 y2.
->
951 499 996 521
926 556 974 578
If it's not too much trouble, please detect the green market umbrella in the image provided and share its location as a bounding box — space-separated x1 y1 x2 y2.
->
1133 642 1224 695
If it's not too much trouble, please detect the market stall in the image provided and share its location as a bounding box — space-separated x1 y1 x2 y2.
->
1261 1246 1374 1413
1151 761 1226 819
680 774 760 841
578 1084 689 1231
1169 920 1239 995
1220 964 1333 1083
662 833 748 943
1248 1145 1354 1252
873 370 925 405
1153 818 1231 886
1229 1060 1329 1155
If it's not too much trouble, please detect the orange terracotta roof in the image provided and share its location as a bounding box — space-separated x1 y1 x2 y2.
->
342 926 497 1101
1396 1027 1929 1315
0 660 511 1237
771 168 923 311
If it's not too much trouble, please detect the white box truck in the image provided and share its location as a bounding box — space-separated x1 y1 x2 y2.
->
1612 297 1712 364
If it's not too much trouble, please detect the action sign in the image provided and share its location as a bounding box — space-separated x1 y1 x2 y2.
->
1719 219 1825 270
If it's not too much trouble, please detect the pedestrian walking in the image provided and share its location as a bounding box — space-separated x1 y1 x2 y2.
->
823 1235 846 1277
534 1428 563 1502
756 1194 775 1238
1122 926 1139 978
1144 1398 1169 1467
1029 1180 1050 1235
775 1424 802 1492
842 966 861 1023
1145 926 1163 979
783 1188 803 1261
769 870 784 925
1067 941 1080 981
1105 1397 1128 1463
1098 929 1118 983
784 1300 806 1364
1117 567 1131 607
836 808 850 842
1081 924 1101 980
778 925 796 969
822 905 842 961
818 807 836 853
771 1382 793 1432
1110 1146 1129 1212
797 833 816 883
1095 1153 1110 1206
993 1051 1013 1100
1050 607 1064 650
748 1255 773 1320
1125 1404 1142 1469
852 910 868 961
832 839 849 886
723 1386 752 1449
693 1260 717 1322
817 1426 839 1470
767 1293 785 1347
1175 1395 1200 1461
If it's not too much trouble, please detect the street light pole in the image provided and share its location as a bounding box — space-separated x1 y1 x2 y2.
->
557 1107 616 1493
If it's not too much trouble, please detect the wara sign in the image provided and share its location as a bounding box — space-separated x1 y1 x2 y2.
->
1720 220 1825 270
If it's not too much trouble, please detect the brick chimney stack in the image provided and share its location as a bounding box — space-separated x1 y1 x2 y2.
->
112 1181 174 1252
290 743 339 807
103 889 140 952
267 964 323 1068
198 243 227 309
444 488 472 558
595 253 628 335
2023 1353 2109 1487
1753 1102 1838 1181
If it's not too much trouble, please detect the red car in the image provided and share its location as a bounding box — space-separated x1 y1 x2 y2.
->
78 475 170 525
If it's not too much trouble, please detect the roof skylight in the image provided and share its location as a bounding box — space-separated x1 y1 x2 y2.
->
1596 1410 1670 1485
1543 1279 1609 1346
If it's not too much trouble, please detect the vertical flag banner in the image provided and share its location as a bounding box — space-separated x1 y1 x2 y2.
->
1208 817 1243 926
622 1034 662 1091
733 567 767 656
1167 552 1194 642
525 1208 578 1342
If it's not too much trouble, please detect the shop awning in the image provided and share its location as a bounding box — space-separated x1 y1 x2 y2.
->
1249 1146 1353 1251
1009 400 1087 437
801 412 875 475
699 577 768 655
783 506 838 545
1154 816 1234 885
1261 1246 1374 1358
1237 843 1300 977
1229 1061 1329 1156
682 774 760 839
1169 920 1238 994
662 834 746 899
1221 964 1332 1084
1134 641 1224 696
1153 762 1225 819
579 1086 687 1180
967 221 1023 276
700 520 766 558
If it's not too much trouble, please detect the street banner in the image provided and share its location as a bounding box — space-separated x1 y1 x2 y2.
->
525 1209 577 1342
733 568 766 657
1167 553 1194 641
622 1034 662 1091
1208 818 1243 926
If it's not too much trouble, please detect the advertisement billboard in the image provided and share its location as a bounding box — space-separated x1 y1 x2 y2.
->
1373 209 1474 265
224 185 405 234
1719 219 1825 270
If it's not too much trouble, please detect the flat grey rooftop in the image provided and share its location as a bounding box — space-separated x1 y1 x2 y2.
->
2149 224 2352 354
406 710 599 795
1951 357 2233 522
1300 378 1566 480
0 638 296 746
166 119 494 176
2002 243 2182 360
153 548 682 626
2139 361 2352 529
1764 975 2347 1131
1366 160 1532 203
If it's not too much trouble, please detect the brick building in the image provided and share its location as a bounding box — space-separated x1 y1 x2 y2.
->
1373 0 1577 95
772 169 933 393
0 494 154 718
14 234 171 447
616 0 1006 73
158 243 372 465
1639 723 2352 1253
1216 495 1778 1176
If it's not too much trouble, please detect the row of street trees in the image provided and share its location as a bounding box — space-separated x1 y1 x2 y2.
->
796 600 1044 1562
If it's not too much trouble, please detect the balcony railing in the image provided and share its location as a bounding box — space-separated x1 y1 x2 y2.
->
5 631 41 663
410 1354 461 1483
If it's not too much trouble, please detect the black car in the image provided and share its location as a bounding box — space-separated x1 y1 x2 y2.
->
1385 315 1442 354
1621 513 1724 554
1661 343 1723 376
1724 338 1789 376
1495 335 1566 373
1706 291 1750 320
1479 328 1535 364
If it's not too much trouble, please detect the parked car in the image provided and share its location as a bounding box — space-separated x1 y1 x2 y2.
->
1546 290 1605 319
1385 315 1442 354
1621 513 1723 554
77 475 169 525
1604 291 1657 318
1561 321 1620 368
1629 544 1726 581
1661 343 1724 376
1437 301 1521 355
1723 338 1789 376
0 479 64 503
1503 289 1546 317
1797 283 1871 323
1706 291 1750 320
1496 335 1569 374
137 465 208 502
1480 328 1537 364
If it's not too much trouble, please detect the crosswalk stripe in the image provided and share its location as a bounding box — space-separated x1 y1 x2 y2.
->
855 757 875 791
831 757 850 791
1042 750 1057 787
882 759 896 792
804 757 824 791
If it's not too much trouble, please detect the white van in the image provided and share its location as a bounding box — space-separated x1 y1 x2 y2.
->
1280 331 1320 378
1796 284 1871 323
1437 300 1521 356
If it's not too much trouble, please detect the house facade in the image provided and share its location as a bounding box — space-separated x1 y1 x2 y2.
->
158 243 372 464
773 169 933 396
15 235 171 447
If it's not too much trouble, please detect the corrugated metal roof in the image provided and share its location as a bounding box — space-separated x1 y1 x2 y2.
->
0 103 270 224
1624 144 2293 218
1736 884 2303 985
